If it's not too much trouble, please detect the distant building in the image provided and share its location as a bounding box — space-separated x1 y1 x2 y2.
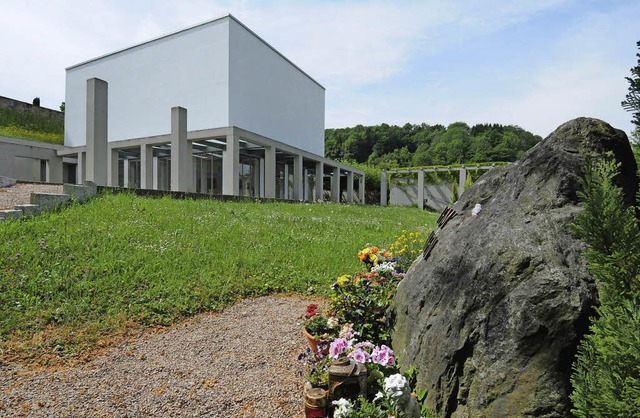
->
2 15 363 203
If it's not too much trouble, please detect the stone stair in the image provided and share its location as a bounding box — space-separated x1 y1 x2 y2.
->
0 182 97 221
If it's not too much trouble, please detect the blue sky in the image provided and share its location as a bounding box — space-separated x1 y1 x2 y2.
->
1 0 638 138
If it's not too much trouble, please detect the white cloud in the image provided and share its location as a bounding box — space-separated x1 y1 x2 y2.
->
0 0 637 139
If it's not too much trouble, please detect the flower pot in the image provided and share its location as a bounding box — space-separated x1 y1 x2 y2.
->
303 327 327 354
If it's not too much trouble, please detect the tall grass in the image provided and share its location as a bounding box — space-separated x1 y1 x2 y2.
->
0 193 435 363
0 107 64 144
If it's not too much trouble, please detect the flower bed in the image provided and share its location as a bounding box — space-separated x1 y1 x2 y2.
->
299 238 430 417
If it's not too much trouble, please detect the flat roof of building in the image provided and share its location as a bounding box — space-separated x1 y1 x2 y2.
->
66 14 325 90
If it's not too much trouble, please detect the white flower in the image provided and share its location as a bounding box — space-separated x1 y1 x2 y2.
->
327 316 339 329
471 203 482 216
373 391 384 402
371 261 397 274
384 373 409 399
332 398 354 418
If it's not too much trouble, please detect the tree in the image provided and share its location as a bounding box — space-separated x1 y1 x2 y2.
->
622 40 640 163
622 41 640 132
570 161 640 417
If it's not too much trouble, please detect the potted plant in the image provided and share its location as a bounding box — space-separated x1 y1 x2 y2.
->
302 303 339 353
299 348 330 390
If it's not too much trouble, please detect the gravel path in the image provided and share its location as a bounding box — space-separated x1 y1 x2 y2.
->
0 183 64 210
0 295 317 417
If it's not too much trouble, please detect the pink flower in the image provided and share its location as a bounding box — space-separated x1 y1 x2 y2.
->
371 345 395 367
329 338 351 359
347 347 371 363
355 341 375 350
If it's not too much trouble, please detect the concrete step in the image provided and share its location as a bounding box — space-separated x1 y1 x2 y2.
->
13 204 41 217
30 192 70 209
0 209 23 221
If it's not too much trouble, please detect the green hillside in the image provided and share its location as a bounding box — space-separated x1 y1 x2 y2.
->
0 107 63 144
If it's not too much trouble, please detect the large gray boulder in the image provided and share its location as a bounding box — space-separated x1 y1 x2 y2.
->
390 118 638 417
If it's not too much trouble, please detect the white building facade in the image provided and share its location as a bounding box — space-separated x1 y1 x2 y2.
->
58 14 363 202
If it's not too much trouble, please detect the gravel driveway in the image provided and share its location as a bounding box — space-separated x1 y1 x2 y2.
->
0 296 316 417
0 183 64 210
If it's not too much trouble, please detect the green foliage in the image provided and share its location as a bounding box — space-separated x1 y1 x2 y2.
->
571 160 640 302
0 192 436 361
570 160 640 417
0 107 64 144
622 41 640 166
341 160 382 204
622 40 640 132
463 172 474 191
389 230 426 272
330 271 401 346
325 122 541 168
450 181 459 204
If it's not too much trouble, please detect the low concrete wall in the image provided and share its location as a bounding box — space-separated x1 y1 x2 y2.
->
0 136 64 182
390 182 453 212
64 181 97 203
30 192 71 209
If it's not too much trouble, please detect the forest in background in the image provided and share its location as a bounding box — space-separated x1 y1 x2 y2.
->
325 122 543 169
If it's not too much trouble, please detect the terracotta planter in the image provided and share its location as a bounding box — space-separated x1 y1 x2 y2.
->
303 327 328 354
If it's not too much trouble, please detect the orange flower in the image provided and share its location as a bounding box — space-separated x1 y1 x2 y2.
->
382 250 390 258
371 246 379 254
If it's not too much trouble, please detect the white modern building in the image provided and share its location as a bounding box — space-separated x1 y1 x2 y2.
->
55 14 364 202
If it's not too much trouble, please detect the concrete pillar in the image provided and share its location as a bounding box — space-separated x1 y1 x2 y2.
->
85 78 108 186
264 146 276 198
381 170 388 206
359 174 365 204
331 166 340 203
199 158 207 193
108 149 118 187
141 145 153 189
293 154 303 201
123 159 130 188
170 106 192 192
459 168 467 194
44 160 50 182
257 158 265 198
283 164 290 200
347 171 354 203
152 156 159 190
303 168 310 201
77 152 85 185
222 133 239 196
314 161 324 201
417 170 425 210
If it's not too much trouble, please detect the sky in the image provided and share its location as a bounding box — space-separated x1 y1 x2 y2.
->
1 0 639 138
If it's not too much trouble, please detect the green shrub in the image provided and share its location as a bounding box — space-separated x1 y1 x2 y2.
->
570 160 640 417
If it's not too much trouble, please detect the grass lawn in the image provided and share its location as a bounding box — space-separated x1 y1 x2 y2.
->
0 192 436 364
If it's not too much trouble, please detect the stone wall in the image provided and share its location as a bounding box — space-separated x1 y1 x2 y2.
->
0 95 64 120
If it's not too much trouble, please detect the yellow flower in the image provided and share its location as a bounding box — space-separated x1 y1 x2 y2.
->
337 275 350 287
